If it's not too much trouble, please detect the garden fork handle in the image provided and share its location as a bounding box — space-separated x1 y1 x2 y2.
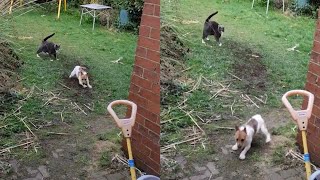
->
281 90 314 131
107 100 137 137
281 90 314 179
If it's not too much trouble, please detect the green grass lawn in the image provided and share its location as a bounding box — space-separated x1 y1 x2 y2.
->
160 0 316 177
0 5 136 175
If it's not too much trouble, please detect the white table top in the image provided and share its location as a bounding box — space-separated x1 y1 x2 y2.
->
80 4 111 10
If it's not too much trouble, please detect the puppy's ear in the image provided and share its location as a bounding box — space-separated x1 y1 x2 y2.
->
243 127 247 133
235 125 239 131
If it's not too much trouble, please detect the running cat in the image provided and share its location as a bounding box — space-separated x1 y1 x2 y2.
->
202 11 225 46
36 33 60 60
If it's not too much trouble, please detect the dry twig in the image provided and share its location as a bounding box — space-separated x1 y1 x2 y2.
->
0 141 33 154
73 102 87 116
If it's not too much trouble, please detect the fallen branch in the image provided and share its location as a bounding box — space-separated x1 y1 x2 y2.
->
73 102 87 116
18 116 36 138
186 75 202 93
245 94 260 108
227 72 242 81
179 108 205 134
213 126 234 130
58 82 71 90
83 104 93 111
254 96 266 104
231 99 236 116
46 132 69 135
161 136 202 152
60 107 65 122
0 141 33 154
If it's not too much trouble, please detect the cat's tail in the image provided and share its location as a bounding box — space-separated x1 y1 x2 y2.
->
43 33 55 42
205 11 218 22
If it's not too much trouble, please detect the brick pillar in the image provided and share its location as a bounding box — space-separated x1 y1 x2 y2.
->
298 9 320 167
123 0 160 176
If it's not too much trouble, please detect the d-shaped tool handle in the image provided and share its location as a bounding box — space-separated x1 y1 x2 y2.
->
107 100 137 137
281 90 314 131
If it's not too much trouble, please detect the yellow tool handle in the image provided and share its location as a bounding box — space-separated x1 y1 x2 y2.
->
64 0 67 11
301 130 311 179
57 0 62 19
126 138 136 180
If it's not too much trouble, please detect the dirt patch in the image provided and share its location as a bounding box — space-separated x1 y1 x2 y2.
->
58 59 94 104
160 24 189 105
228 40 267 94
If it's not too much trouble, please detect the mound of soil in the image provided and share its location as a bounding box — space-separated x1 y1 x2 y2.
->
160 25 189 105
0 41 22 115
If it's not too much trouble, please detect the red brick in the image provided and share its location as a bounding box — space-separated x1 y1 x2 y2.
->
309 62 320 76
312 105 320 118
138 106 158 122
147 100 160 114
136 56 160 73
151 81 160 95
140 15 160 29
307 72 318 84
134 158 148 172
146 49 160 62
143 3 155 16
132 128 142 142
315 30 320 43
154 5 160 17
313 41 320 54
313 96 320 108
144 0 160 5
138 88 160 104
144 156 160 170
305 81 318 94
143 69 159 82
139 25 151 37
129 83 141 95
308 123 317 134
129 93 148 109
150 27 160 40
138 36 160 52
144 136 160 151
131 74 152 90
310 51 320 64
133 65 144 77
150 151 160 165
139 145 151 157
148 129 160 144
138 123 149 135
145 119 160 134
315 116 320 128
135 113 145 126
136 46 147 58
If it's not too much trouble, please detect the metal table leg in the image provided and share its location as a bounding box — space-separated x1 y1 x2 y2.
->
93 10 96 30
80 8 84 25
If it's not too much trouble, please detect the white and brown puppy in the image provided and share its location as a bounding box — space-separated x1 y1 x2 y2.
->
69 66 92 88
232 114 271 160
